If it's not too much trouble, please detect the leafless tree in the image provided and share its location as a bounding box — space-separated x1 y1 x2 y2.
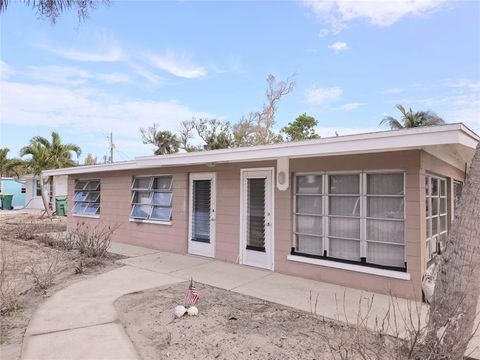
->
232 74 295 146
178 119 201 152
254 74 295 145
232 114 257 147
84 153 97 165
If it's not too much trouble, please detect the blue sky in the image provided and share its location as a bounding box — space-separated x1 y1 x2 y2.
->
1 0 479 162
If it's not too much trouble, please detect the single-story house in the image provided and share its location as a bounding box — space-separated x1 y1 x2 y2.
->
22 174 68 211
43 124 479 299
0 177 26 209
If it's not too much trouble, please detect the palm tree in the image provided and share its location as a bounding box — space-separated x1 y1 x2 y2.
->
380 104 445 129
152 131 180 155
20 132 81 217
0 148 25 178
140 124 180 155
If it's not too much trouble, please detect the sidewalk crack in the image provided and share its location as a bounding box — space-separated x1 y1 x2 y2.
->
28 320 119 337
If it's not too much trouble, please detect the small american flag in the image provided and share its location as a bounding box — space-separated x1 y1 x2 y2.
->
185 278 199 306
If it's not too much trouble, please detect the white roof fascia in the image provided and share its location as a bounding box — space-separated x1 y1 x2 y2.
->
43 160 138 176
42 123 479 176
136 124 476 167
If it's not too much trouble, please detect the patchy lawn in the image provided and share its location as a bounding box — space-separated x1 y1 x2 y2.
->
115 282 380 360
0 211 123 360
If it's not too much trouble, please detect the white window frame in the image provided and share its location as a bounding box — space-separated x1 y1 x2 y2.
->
130 175 173 225
292 170 406 271
425 174 448 262
35 179 42 197
72 179 101 218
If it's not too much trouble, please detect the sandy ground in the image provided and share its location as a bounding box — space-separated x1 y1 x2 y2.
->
115 282 379 360
0 212 122 360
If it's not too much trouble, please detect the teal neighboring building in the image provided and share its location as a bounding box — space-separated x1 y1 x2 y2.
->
0 178 26 209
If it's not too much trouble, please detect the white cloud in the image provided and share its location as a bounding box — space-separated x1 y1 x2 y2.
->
318 28 331 38
25 65 92 85
382 87 404 94
22 65 133 86
305 85 343 105
304 0 447 29
96 72 132 84
0 80 212 138
328 41 348 53
338 102 363 111
42 39 124 62
1 60 13 79
146 50 206 79
445 78 480 92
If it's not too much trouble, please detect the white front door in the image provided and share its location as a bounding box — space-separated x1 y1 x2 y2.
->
240 168 274 270
188 173 216 257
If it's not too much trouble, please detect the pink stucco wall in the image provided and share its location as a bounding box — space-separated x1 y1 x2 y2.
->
67 150 465 299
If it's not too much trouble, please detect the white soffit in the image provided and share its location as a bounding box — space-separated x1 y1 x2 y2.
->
43 123 479 176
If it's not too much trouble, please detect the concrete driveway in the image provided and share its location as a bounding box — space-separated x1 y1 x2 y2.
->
21 242 461 360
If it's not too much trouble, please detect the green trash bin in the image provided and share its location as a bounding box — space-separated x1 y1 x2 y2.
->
55 196 67 217
1 194 14 210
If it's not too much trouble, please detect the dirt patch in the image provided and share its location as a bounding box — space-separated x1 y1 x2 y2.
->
0 213 123 359
115 282 373 360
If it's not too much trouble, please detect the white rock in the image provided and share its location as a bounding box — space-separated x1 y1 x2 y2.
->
187 306 198 316
174 305 186 317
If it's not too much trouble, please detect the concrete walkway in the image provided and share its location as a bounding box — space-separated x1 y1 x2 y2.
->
21 242 466 360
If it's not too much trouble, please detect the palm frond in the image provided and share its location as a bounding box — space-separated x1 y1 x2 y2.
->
380 116 404 129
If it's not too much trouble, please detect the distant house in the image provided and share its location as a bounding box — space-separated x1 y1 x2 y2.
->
22 174 68 211
43 124 479 300
0 177 26 209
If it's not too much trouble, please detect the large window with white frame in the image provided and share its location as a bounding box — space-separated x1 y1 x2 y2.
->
293 172 406 271
130 175 173 222
425 175 448 262
73 179 101 216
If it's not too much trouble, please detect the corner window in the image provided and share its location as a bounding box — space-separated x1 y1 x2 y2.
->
293 172 405 271
426 175 448 261
453 180 463 212
131 176 173 222
72 179 100 216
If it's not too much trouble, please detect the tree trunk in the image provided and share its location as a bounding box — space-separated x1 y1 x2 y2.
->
424 142 480 358
39 174 52 218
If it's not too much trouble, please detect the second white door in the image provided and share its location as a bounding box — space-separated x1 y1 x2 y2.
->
240 168 274 270
188 173 216 257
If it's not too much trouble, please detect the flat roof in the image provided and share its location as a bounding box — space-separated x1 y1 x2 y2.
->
43 123 479 176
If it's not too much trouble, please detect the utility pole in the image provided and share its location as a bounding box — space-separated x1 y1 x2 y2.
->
108 132 115 163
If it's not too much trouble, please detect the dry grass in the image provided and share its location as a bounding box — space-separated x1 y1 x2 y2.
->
0 212 122 359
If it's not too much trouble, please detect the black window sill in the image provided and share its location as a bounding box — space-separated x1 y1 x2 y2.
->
290 248 407 273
